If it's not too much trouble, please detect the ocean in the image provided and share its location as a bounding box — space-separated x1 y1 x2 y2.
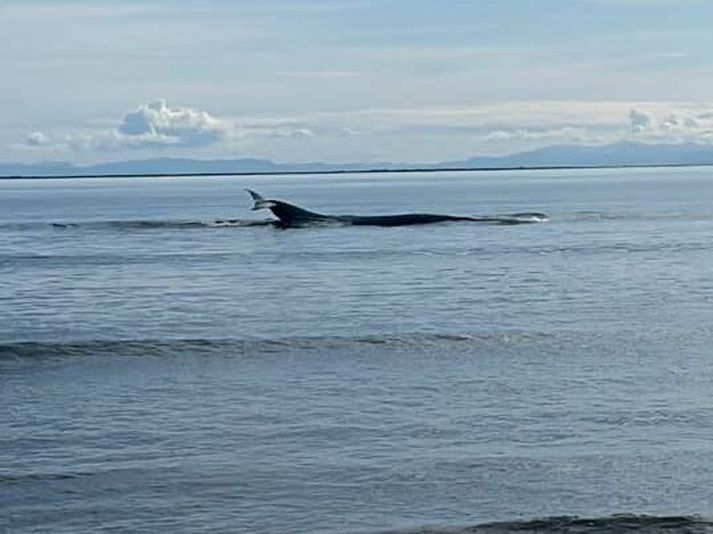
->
3 167 713 533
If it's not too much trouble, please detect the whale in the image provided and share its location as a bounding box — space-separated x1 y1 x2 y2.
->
246 189 547 228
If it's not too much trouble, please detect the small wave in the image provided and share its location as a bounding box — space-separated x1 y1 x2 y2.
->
480 212 548 225
389 515 713 534
49 219 273 230
0 331 552 361
564 210 713 223
0 251 251 268
52 220 205 229
0 471 87 484
0 219 275 231
505 212 549 223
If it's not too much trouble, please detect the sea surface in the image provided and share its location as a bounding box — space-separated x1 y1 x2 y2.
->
3 167 713 533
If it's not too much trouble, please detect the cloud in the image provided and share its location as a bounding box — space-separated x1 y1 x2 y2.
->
345 102 713 152
117 99 229 146
483 126 605 144
25 131 50 146
24 99 232 152
628 106 713 142
629 108 653 133
233 119 316 140
232 117 360 140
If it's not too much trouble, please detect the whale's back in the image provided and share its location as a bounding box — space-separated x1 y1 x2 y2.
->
268 200 331 226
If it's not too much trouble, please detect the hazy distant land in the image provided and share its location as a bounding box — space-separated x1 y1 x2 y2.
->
3 141 713 178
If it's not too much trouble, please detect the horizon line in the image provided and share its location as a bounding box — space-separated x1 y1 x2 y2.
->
3 161 713 180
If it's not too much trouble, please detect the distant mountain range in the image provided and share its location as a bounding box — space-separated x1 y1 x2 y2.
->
3 141 713 178
456 141 713 169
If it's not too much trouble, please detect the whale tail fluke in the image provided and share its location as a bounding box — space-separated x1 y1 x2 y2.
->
246 189 276 211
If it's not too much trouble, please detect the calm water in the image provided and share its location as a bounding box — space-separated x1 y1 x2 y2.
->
3 168 713 533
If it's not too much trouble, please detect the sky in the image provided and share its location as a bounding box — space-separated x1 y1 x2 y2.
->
3 0 713 165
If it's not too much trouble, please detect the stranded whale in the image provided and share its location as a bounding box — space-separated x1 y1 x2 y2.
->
246 189 547 228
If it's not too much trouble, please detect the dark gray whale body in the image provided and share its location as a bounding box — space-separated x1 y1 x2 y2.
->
246 189 547 228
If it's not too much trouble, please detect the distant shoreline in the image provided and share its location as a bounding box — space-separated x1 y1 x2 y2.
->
2 161 713 180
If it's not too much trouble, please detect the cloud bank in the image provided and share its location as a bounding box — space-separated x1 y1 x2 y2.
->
25 99 231 152
628 107 713 142
23 99 323 154
20 99 713 163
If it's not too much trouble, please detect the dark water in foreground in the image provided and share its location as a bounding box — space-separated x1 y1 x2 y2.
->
3 168 713 533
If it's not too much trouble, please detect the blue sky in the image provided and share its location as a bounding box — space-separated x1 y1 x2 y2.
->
3 0 713 164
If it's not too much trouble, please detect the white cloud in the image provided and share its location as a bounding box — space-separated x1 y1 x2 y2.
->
628 106 713 142
20 99 332 159
24 99 231 152
116 99 229 146
483 127 604 144
25 131 50 146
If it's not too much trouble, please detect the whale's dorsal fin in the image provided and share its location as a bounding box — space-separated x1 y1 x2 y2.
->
245 189 332 226
246 189 276 211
